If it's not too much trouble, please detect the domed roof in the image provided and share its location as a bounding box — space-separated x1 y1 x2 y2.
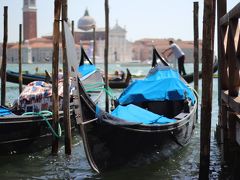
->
78 9 96 31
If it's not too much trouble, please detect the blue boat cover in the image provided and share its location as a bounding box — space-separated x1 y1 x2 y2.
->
78 64 96 77
0 106 13 116
146 67 180 80
118 68 195 105
111 104 176 124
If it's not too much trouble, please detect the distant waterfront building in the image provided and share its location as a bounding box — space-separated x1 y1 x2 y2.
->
97 22 132 63
74 9 133 63
6 38 81 64
132 38 202 63
4 1 199 64
6 5 133 64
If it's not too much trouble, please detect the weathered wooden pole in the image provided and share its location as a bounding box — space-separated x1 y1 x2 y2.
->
104 0 109 112
1 6 8 106
51 0 61 155
93 25 96 64
193 1 199 122
71 20 74 36
18 24 23 94
199 0 216 179
216 0 227 163
62 0 72 155
193 2 199 93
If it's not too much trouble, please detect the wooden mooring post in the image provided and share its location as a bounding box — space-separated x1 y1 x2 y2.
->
93 25 96 64
1 6 8 106
51 0 61 155
193 2 199 93
18 24 23 94
71 20 74 36
104 0 109 112
62 0 72 155
199 0 216 179
215 0 226 162
193 1 199 122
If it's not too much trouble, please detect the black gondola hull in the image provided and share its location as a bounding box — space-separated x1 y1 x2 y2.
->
6 70 46 85
0 114 76 154
1 69 103 154
79 100 196 171
6 69 132 89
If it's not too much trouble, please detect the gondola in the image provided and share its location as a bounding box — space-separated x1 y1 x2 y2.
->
108 68 132 89
6 70 47 85
63 21 198 173
182 59 218 83
0 107 76 154
6 69 132 89
0 41 104 155
0 71 103 155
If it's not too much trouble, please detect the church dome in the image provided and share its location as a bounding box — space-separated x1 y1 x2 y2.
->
78 9 96 31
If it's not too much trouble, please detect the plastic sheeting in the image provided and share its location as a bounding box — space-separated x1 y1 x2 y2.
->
0 106 13 116
118 68 195 105
111 104 176 124
78 64 96 77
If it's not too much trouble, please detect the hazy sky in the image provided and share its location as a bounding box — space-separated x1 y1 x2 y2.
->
0 0 239 43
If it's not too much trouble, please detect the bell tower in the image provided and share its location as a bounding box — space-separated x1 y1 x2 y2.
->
23 0 37 41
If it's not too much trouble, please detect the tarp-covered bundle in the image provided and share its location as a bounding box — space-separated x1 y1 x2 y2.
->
118 67 195 105
14 80 74 112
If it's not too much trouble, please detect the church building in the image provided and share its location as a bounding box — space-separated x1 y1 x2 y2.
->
6 0 133 64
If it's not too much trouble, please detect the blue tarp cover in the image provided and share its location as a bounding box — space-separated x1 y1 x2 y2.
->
118 68 195 105
146 67 181 80
111 104 176 124
78 64 96 77
0 106 13 116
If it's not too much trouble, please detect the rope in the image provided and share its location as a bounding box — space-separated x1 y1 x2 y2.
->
22 110 62 138
187 84 199 100
83 82 105 88
103 86 117 100
83 82 117 100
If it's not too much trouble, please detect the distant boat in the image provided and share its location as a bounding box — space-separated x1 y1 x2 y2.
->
70 37 198 173
6 70 46 84
6 49 132 89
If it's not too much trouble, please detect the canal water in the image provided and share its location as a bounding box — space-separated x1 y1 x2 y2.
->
0 63 222 179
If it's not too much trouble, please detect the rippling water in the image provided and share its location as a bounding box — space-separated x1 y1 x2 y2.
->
0 63 222 179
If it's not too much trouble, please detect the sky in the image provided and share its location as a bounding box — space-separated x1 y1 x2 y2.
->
0 0 239 43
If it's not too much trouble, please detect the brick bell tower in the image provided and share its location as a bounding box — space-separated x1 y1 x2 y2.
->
23 0 37 41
